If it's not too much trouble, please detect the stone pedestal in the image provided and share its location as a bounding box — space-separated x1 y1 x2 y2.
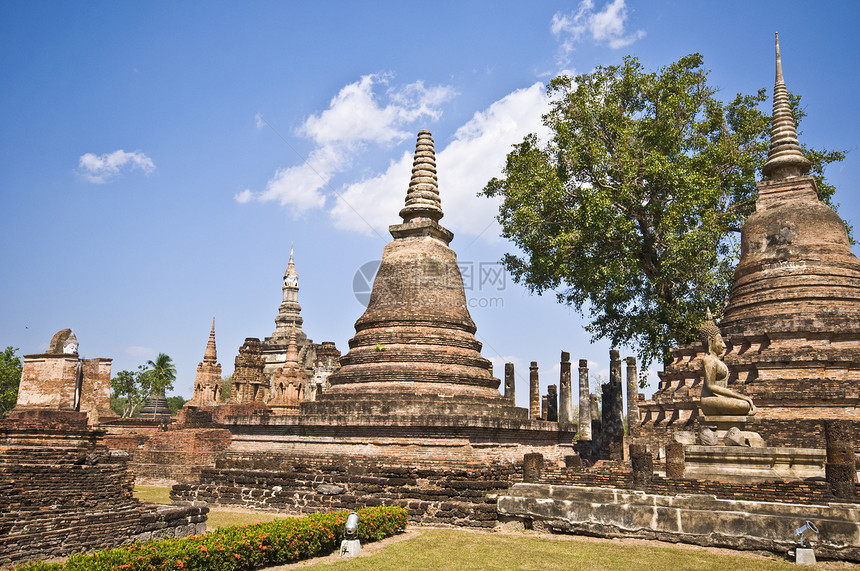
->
795 548 816 565
339 540 361 557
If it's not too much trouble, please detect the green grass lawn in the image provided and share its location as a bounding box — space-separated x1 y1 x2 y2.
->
133 485 172 504
295 528 798 571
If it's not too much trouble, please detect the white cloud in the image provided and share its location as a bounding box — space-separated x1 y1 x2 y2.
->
329 152 411 234
234 189 253 203
78 150 155 184
241 74 455 216
552 0 645 64
329 83 550 241
124 345 154 357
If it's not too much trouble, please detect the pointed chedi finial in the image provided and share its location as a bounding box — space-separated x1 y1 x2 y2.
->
399 130 443 223
284 243 298 285
204 317 217 364
762 32 811 181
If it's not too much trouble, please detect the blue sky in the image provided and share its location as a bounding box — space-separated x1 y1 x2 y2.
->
2 1 858 407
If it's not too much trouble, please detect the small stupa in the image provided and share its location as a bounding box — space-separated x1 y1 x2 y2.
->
187 318 223 406
305 130 527 420
268 325 306 414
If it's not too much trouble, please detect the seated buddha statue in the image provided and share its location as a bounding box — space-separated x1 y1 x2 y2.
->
699 309 756 417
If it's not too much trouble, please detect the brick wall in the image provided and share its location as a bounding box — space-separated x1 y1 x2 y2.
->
172 452 519 528
0 420 207 565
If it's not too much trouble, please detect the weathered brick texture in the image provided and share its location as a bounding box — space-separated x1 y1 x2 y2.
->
172 453 519 528
0 419 207 565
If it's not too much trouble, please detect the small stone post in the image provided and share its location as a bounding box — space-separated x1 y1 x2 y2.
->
630 444 653 490
626 356 640 428
529 361 540 420
825 420 856 499
665 440 686 478
578 359 591 440
559 352 572 426
523 452 544 483
541 395 549 420
547 385 558 422
504 362 515 403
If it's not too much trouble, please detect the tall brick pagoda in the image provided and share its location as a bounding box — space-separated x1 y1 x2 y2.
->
304 130 527 421
637 35 860 446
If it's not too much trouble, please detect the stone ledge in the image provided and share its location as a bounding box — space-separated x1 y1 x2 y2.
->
498 482 860 561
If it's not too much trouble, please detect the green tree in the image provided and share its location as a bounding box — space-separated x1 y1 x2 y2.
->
483 54 843 378
145 353 176 397
0 346 23 417
221 375 232 402
110 365 152 418
166 395 187 416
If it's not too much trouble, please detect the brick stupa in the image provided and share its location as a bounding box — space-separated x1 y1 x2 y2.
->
304 130 528 421
637 35 860 446
187 319 223 406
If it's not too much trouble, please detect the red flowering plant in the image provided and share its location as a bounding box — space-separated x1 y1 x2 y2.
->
11 506 408 571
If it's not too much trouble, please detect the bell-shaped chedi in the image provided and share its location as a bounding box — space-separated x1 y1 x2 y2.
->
306 130 526 420
721 33 860 338
638 35 860 439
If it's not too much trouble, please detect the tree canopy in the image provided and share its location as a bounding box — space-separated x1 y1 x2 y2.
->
0 346 22 417
482 54 844 375
146 353 177 396
110 353 177 418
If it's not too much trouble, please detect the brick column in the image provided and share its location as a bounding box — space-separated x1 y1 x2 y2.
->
626 356 640 428
504 362 515 403
630 444 653 490
559 352 572 426
547 385 558 422
665 440 685 478
529 361 540 420
578 359 591 440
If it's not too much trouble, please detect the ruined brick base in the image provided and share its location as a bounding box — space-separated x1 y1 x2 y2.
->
0 417 208 566
172 454 515 528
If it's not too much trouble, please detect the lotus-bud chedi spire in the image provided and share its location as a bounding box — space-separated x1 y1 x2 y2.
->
399 130 443 223
203 317 217 364
762 32 811 181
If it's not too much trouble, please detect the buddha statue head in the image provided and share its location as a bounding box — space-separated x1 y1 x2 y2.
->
699 309 724 356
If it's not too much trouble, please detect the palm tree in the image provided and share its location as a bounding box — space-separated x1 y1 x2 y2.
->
145 353 176 398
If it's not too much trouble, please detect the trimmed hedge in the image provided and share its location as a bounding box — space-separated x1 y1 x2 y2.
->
11 506 407 571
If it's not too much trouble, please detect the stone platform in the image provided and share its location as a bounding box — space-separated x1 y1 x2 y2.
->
498 482 860 561
682 445 825 483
